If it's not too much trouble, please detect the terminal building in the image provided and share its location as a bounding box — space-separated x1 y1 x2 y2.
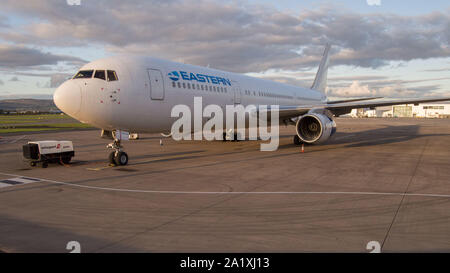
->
349 103 450 118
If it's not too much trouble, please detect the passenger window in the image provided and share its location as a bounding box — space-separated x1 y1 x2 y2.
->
107 70 118 81
73 70 94 79
192 84 195 90
172 81 176 88
94 70 106 80
187 83 191 89
183 83 186 88
177 82 181 88
209 86 212 91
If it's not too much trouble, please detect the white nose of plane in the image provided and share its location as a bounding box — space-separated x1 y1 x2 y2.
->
53 80 82 116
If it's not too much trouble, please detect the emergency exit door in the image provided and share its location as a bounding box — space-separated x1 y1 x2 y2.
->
234 85 241 104
147 69 165 100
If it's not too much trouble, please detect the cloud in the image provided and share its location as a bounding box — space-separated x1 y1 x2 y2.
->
422 68 450 72
48 73 72 88
0 14 8 28
329 75 389 82
0 0 448 73
0 79 4 85
327 80 447 98
329 81 375 97
9 76 19 82
328 76 450 89
367 0 381 6
0 44 86 69
4 71 73 87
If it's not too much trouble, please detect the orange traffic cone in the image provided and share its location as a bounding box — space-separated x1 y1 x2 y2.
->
301 144 304 153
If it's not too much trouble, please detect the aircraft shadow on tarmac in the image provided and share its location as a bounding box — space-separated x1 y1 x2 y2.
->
66 124 450 168
70 150 206 166
277 124 450 150
122 124 438 169
331 124 450 148
0 214 141 253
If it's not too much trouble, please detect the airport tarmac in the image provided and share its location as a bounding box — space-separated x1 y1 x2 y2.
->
1 117 450 252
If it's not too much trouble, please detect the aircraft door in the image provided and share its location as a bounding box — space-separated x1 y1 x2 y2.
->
147 69 165 100
233 84 241 104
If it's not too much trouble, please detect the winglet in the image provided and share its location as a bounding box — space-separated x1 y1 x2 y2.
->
311 43 331 93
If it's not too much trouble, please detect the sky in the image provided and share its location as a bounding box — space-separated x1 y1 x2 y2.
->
0 0 448 100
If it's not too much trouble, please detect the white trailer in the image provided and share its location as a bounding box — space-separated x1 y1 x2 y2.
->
22 141 75 168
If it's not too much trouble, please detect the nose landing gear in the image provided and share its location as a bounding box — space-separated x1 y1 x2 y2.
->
107 138 129 166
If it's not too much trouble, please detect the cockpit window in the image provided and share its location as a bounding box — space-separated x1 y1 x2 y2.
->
73 70 94 79
94 70 106 80
107 70 118 81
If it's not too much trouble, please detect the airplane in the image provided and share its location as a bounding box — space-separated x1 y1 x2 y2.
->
53 44 450 166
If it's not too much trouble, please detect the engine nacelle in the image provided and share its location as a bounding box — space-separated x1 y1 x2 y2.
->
296 113 336 144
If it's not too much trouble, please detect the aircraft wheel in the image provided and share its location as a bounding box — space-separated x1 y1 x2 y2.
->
62 157 71 164
108 152 116 165
114 151 128 166
40 161 48 168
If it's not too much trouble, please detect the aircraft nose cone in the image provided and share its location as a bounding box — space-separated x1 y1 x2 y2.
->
53 80 81 116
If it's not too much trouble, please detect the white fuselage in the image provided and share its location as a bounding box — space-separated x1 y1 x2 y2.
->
53 56 326 133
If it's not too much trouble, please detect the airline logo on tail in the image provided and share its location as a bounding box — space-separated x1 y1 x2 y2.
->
168 71 232 86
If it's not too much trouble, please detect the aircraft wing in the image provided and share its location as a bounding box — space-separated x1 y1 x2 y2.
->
326 97 383 104
273 97 450 119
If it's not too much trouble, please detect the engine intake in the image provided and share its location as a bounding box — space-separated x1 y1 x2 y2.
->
296 113 336 144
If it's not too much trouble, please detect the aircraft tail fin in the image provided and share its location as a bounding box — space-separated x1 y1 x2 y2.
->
311 43 331 93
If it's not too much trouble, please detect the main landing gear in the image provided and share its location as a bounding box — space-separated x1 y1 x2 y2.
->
222 131 241 142
107 138 129 166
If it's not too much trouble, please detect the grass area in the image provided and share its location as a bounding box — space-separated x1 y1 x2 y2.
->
0 119 40 124
0 114 72 124
0 114 97 133
0 121 94 133
0 114 70 119
0 127 64 133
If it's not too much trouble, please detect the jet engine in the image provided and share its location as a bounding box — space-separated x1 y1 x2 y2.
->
295 113 336 144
